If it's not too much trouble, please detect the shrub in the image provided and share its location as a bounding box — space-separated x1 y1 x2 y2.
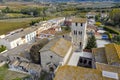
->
95 22 102 26
103 26 120 35
0 45 6 53
112 35 120 45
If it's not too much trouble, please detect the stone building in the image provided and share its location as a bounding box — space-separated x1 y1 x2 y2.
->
39 38 72 72
71 18 87 50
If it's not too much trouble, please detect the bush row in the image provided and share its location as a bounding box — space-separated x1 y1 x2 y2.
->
103 26 120 35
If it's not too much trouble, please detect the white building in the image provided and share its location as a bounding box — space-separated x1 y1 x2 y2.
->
71 18 87 50
86 12 96 18
0 17 65 50
0 27 37 49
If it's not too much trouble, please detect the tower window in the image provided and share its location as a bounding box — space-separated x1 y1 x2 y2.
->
81 23 83 26
50 56 53 58
76 31 77 35
75 22 78 26
74 30 76 35
79 31 82 35
81 31 82 35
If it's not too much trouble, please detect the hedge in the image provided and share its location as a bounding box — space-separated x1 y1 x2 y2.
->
103 26 120 35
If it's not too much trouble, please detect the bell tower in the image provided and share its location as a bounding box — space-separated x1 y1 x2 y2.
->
71 18 87 50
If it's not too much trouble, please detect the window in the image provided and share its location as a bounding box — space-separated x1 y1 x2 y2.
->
81 31 82 35
84 60 87 64
50 56 53 59
74 30 76 35
79 31 81 35
81 23 83 26
75 22 78 26
76 31 77 35
74 30 77 35
79 31 82 35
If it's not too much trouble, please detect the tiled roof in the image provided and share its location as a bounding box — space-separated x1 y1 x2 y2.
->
71 18 87 23
105 44 120 65
92 47 107 64
54 65 102 80
93 44 120 65
40 38 71 57
50 38 71 57
96 62 120 74
96 62 120 79
41 28 56 35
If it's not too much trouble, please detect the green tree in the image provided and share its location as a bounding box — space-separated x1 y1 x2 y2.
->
0 45 6 53
85 35 97 50
112 35 120 45
109 9 120 26
30 39 49 64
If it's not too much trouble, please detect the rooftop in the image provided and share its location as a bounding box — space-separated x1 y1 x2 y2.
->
105 44 120 65
54 65 120 80
92 47 107 64
40 28 56 35
3 27 37 42
50 38 71 57
10 60 41 72
93 43 120 66
96 62 120 74
40 38 71 57
71 18 87 23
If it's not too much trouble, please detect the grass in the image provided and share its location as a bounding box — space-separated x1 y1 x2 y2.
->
0 64 28 80
0 16 57 35
5 13 30 18
0 17 42 35
0 21 30 35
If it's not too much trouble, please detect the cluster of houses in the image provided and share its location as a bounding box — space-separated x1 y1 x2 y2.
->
0 17 65 49
1 11 117 80
0 17 66 79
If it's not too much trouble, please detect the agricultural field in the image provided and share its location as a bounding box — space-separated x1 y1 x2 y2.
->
0 17 41 35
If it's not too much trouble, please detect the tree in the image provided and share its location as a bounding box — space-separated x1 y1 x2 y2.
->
85 35 97 50
109 9 120 26
112 35 120 45
30 39 49 64
0 45 6 53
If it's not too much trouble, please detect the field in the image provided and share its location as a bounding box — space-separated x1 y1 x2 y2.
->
0 17 41 35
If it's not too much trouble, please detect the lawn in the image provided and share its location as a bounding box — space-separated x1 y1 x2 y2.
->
0 64 28 80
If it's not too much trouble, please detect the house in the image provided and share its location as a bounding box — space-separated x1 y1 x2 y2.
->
88 18 96 25
87 24 97 36
71 18 87 50
1 42 33 62
54 65 120 80
86 12 96 18
0 27 37 49
38 27 61 39
48 17 65 27
9 60 41 77
101 13 108 18
92 43 120 66
39 38 72 72
0 17 64 50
